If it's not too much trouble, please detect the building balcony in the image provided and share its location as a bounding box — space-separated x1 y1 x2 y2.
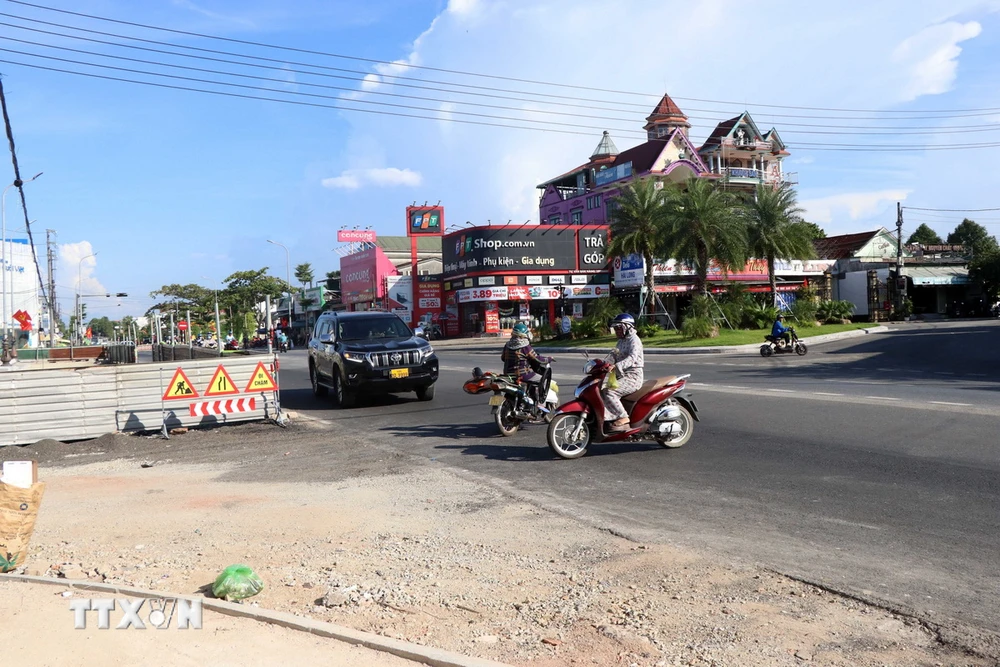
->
721 138 773 152
721 168 799 186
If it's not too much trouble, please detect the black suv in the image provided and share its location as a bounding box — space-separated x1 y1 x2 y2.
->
308 311 438 407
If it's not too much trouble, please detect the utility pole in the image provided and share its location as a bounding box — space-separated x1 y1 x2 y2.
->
46 229 56 347
896 202 906 313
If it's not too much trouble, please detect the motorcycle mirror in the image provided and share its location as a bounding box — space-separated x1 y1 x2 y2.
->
472 366 484 378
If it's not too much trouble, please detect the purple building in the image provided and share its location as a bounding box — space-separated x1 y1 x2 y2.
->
536 94 797 225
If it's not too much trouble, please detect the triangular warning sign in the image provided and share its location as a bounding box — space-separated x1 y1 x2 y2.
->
244 361 277 393
162 367 199 401
204 364 240 397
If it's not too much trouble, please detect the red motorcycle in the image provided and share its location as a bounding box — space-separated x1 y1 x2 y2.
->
546 358 699 459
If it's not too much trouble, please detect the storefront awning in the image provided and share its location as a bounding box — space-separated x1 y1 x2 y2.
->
903 266 970 285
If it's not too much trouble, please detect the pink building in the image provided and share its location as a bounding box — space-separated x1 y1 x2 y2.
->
536 94 797 225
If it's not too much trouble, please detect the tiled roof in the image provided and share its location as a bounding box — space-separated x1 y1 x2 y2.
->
697 115 741 152
812 230 881 260
610 139 666 173
645 94 690 126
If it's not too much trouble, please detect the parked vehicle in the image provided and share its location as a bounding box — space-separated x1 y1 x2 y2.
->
308 311 438 408
545 358 698 459
415 323 443 341
463 364 560 436
760 327 807 357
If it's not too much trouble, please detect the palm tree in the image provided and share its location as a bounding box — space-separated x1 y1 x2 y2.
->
662 177 746 296
607 177 670 316
743 183 815 306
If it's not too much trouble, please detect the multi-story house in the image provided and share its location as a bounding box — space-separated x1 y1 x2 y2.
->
536 94 797 225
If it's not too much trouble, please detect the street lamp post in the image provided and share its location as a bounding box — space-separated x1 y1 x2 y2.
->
203 276 223 352
76 252 97 344
1 171 42 344
266 239 292 338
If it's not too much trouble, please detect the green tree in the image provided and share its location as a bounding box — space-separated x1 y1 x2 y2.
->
223 268 288 334
662 177 746 296
970 248 1000 301
742 183 816 306
801 221 826 240
147 284 215 322
906 223 943 245
295 262 315 288
607 177 670 315
947 218 998 257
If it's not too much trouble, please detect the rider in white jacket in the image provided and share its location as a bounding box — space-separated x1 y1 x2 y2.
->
605 313 644 432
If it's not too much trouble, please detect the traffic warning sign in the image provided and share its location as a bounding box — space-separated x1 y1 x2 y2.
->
162 367 199 401
244 361 277 393
204 364 240 396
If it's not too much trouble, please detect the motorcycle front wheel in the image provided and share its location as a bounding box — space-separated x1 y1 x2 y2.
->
547 413 591 459
795 342 808 356
494 398 520 437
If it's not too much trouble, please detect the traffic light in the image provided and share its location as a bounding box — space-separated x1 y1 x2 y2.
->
80 304 87 322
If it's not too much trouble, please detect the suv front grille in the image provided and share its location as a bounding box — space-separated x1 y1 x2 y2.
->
368 350 421 368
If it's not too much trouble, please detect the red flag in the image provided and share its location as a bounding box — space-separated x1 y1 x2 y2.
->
85 326 93 338
12 310 32 331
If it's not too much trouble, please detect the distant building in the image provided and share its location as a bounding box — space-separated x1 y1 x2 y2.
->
536 94 796 226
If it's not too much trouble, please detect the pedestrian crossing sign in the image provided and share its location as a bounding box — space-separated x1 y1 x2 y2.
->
163 367 199 401
204 365 240 396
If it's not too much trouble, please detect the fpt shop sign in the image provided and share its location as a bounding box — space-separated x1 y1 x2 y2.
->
443 227 577 276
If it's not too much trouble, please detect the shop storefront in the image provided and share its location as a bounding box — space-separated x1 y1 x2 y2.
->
442 224 611 335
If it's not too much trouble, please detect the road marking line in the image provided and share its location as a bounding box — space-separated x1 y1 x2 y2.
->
813 392 844 397
864 396 899 401
930 401 972 407
934 372 955 376
721 385 749 390
767 389 795 393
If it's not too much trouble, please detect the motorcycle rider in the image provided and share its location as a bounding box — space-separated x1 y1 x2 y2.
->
771 314 792 347
605 313 644 432
501 322 552 407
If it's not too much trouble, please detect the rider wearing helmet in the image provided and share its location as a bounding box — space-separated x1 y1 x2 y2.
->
605 313 645 432
771 314 791 347
501 322 552 404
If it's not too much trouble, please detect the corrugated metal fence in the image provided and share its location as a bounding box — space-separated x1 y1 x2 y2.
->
0 356 282 446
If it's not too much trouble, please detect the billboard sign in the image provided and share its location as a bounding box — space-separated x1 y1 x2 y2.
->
386 275 413 324
595 161 632 186
613 254 645 288
337 229 377 244
340 246 398 304
443 226 578 276
406 206 445 237
416 276 442 310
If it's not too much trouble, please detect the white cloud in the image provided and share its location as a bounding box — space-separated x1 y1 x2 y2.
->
321 167 423 190
891 21 982 101
800 190 912 225
448 0 481 16
59 241 105 296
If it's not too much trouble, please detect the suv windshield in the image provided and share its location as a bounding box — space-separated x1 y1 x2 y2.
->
338 316 412 341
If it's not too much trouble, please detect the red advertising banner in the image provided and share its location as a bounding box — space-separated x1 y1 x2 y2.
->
416 279 442 310
484 304 500 334
337 229 377 244
340 246 398 304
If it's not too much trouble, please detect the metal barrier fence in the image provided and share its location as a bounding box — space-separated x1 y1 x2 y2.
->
151 344 221 362
103 343 137 364
0 356 282 446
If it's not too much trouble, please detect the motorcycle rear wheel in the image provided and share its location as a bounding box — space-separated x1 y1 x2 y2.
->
760 344 774 358
494 399 520 437
547 413 590 459
656 403 694 449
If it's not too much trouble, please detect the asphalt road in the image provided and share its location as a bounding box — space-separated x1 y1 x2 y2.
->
278 320 1000 643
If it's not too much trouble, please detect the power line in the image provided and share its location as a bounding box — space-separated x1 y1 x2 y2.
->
10 0 1000 116
904 206 1000 212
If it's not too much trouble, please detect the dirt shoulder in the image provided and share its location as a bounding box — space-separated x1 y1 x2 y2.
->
1 421 994 666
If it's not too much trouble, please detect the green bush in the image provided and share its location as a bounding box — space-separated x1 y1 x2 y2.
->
681 315 717 339
817 300 855 323
716 283 757 328
636 320 660 338
571 318 603 339
744 302 781 329
789 297 818 326
536 322 555 341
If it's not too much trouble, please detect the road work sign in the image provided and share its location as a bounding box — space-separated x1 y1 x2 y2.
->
244 361 277 393
162 368 199 400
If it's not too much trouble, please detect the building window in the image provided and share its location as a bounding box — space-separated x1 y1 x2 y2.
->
571 209 583 225
586 194 602 210
605 199 619 222
548 214 562 224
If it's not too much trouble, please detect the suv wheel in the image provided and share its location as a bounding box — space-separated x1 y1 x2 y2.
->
415 384 435 401
332 373 356 409
310 363 327 397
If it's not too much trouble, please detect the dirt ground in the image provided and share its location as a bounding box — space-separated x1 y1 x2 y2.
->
0 421 994 667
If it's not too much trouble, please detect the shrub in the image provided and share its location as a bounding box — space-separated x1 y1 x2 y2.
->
817 300 855 323
716 283 757 329
536 322 555 341
744 302 781 330
789 297 818 326
636 320 660 338
681 315 718 339
571 318 603 339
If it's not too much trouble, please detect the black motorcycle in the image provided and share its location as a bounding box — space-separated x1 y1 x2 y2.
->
463 364 560 436
760 327 807 357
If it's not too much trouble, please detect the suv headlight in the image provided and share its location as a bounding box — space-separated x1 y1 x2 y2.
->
342 351 365 363
420 345 435 360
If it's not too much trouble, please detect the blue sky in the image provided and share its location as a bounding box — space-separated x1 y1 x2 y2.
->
2 0 999 320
